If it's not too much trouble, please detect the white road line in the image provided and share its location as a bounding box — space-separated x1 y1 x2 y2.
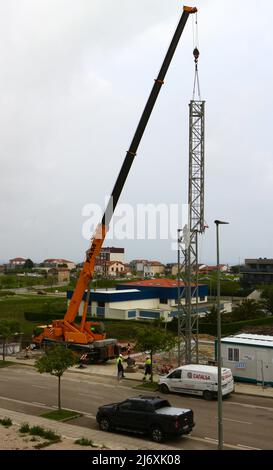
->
0 395 49 409
185 435 242 450
216 416 252 425
32 385 49 390
237 444 261 450
228 401 273 412
32 402 46 406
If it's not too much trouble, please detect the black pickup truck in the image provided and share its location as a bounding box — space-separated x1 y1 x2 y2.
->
96 395 195 442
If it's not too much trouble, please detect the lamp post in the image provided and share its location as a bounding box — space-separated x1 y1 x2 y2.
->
214 219 229 451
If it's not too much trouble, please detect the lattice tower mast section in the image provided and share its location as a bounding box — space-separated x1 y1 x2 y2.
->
177 14 205 365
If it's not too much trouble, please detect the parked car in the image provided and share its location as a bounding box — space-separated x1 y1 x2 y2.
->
159 364 234 400
96 395 194 442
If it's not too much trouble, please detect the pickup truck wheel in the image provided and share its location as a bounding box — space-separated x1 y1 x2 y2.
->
99 416 111 432
151 426 164 443
159 384 169 394
203 390 213 400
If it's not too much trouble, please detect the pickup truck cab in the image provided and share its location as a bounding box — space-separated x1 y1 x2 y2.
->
159 364 234 400
96 395 194 442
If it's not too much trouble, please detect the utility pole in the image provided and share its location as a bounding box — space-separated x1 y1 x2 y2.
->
215 219 229 451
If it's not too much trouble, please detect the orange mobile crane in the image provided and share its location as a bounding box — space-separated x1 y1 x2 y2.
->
33 6 197 361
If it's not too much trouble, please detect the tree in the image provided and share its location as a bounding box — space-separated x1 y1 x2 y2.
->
24 259 34 269
134 326 176 382
0 320 20 361
204 305 218 335
35 346 76 410
231 299 265 322
261 286 273 314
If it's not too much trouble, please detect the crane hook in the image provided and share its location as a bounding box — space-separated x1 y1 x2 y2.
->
193 47 199 64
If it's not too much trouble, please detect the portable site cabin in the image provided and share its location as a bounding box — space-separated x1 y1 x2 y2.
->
219 334 273 386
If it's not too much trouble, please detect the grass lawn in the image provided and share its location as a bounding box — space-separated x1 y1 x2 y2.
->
0 360 14 368
134 381 159 392
40 409 82 421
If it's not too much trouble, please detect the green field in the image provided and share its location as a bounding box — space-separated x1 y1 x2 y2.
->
0 274 54 289
0 295 66 335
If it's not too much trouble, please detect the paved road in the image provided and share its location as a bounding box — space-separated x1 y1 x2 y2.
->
0 365 272 450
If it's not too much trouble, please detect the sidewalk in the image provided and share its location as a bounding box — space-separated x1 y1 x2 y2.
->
5 355 273 399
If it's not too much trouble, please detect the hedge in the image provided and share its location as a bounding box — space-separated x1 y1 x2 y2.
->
24 312 65 322
199 315 273 336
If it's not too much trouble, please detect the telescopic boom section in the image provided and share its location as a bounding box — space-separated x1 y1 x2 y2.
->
65 6 197 323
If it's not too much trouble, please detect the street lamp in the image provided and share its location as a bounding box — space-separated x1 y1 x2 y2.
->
214 219 229 451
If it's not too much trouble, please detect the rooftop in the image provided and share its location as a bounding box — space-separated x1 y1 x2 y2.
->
123 278 193 288
222 333 273 348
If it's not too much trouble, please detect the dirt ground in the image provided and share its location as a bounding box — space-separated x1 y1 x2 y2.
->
0 424 103 450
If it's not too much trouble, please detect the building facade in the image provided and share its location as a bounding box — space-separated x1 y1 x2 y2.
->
67 278 208 322
9 257 26 268
43 259 76 270
242 258 273 285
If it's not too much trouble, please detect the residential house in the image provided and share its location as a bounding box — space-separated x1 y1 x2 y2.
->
43 259 76 270
48 267 70 283
9 257 26 268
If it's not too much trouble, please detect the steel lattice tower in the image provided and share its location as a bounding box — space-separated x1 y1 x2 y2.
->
177 100 205 365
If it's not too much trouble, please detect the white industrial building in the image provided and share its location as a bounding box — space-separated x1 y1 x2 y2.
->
67 279 209 322
220 333 273 386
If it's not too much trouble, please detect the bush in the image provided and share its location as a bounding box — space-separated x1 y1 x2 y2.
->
19 423 30 433
74 437 97 447
29 425 45 437
0 417 12 427
28 425 61 442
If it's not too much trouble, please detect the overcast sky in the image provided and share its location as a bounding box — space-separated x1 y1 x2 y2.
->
0 0 272 265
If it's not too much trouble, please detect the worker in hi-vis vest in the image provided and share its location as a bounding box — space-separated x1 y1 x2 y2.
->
116 354 125 380
143 356 152 381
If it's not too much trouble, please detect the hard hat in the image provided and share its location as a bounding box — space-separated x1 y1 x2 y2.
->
119 354 123 357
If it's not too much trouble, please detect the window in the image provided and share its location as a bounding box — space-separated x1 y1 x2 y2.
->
98 301 105 308
159 298 168 304
131 401 147 412
228 348 239 361
167 369 181 379
199 296 205 301
119 401 132 411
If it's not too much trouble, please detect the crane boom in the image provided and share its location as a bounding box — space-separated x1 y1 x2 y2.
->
65 6 197 325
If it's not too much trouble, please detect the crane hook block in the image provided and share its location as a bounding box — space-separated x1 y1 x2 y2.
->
193 47 200 63
183 6 198 14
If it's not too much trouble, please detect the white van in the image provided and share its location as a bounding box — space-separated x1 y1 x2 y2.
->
159 364 234 400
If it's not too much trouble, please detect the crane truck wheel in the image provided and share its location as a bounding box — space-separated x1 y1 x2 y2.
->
98 416 112 432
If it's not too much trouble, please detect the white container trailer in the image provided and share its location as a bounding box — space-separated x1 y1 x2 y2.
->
220 334 273 386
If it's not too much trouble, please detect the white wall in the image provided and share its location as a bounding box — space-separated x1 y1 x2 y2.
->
108 298 158 309
110 253 124 263
221 343 273 384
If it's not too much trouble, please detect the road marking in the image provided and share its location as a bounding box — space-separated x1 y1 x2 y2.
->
216 416 252 425
236 444 261 450
32 385 49 390
32 402 46 406
0 395 49 409
185 435 243 450
228 401 273 412
204 437 218 443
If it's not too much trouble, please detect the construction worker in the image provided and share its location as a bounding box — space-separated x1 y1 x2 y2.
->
116 353 125 380
143 356 152 381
